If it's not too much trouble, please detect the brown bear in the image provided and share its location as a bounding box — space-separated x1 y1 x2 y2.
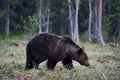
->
25 33 90 70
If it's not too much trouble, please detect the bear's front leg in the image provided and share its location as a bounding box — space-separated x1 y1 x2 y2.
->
25 57 34 70
62 56 74 70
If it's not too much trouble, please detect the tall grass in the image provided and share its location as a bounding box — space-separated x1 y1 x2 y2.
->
0 35 120 80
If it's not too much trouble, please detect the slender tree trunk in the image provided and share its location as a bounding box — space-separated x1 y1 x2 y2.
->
73 0 80 43
68 0 80 43
5 0 10 37
68 0 74 39
42 15 45 31
46 1 50 33
94 0 98 38
38 0 50 33
98 0 105 47
117 19 120 41
88 0 92 42
38 0 42 34
46 9 50 33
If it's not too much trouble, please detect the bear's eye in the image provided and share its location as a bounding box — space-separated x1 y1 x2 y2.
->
77 52 81 56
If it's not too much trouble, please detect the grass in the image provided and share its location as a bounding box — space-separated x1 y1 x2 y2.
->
0 35 120 80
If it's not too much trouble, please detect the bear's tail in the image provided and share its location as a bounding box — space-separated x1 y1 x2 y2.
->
25 44 34 70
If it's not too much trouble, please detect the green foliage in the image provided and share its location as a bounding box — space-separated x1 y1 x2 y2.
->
28 14 38 33
9 0 21 4
102 0 120 41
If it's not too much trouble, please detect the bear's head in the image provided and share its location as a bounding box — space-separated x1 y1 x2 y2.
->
70 47 90 67
62 36 90 67
75 47 90 66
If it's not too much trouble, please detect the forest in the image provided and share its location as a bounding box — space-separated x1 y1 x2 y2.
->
0 0 120 45
0 0 120 80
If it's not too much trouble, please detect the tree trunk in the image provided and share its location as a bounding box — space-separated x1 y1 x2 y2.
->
88 0 92 42
38 0 42 34
117 19 120 41
98 0 105 47
5 0 10 37
94 0 98 38
46 9 50 33
46 1 50 33
68 0 80 43
68 0 74 39
38 0 50 33
73 0 80 43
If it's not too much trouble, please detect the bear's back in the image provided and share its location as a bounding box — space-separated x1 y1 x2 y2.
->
28 33 63 53
29 33 60 44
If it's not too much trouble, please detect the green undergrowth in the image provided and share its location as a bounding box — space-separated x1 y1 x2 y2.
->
0 35 120 80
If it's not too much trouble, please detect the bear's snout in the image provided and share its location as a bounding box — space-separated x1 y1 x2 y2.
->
81 61 90 67
84 61 90 66
84 63 90 66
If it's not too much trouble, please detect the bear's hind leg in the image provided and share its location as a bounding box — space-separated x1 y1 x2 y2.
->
47 59 57 70
62 56 74 70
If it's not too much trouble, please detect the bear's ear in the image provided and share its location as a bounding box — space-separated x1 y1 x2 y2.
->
77 48 83 55
82 47 85 49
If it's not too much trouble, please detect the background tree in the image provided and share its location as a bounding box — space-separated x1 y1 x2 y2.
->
103 0 120 43
4 0 10 37
0 0 37 35
68 0 74 39
74 0 80 43
68 0 80 43
37 0 50 33
88 0 92 42
87 0 105 46
38 0 42 33
98 0 105 46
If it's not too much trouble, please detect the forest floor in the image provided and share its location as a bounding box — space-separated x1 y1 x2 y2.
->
0 35 120 80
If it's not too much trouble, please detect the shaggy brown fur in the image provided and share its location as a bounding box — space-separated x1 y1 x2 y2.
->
25 33 90 70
